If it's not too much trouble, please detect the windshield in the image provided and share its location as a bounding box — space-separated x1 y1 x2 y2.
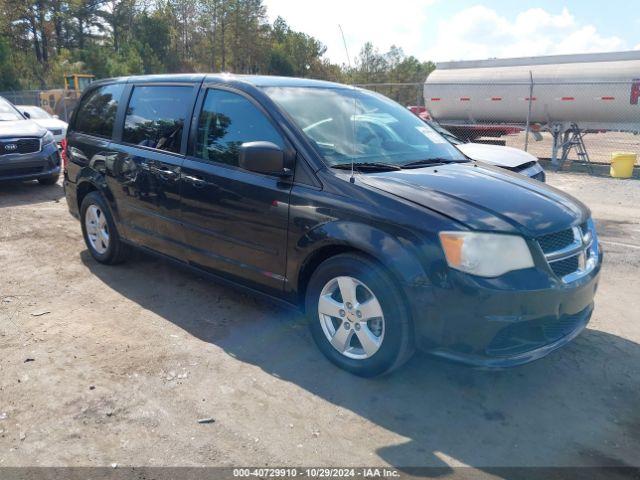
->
0 98 24 121
263 86 467 166
21 106 51 119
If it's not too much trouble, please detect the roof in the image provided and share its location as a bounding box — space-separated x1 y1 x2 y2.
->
435 50 640 70
206 74 346 88
92 73 347 89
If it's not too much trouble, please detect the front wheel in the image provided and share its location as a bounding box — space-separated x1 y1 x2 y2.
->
306 253 415 377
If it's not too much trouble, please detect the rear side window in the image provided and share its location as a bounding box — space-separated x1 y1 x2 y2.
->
195 89 284 167
123 85 192 154
74 84 124 138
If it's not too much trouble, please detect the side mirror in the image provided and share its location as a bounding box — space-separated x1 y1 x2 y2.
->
239 141 292 177
23 111 31 119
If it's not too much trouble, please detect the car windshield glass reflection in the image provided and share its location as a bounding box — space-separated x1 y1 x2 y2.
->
264 86 466 166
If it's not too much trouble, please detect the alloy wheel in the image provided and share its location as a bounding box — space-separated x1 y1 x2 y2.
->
85 204 110 254
318 276 385 360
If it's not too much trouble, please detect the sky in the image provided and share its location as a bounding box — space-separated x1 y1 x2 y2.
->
262 0 640 64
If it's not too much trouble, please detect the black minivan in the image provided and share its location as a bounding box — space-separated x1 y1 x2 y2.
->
64 74 602 376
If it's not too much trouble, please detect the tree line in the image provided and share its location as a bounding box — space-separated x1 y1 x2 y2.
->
0 0 434 105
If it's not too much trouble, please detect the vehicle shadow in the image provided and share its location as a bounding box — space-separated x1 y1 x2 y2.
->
0 180 64 208
81 250 640 472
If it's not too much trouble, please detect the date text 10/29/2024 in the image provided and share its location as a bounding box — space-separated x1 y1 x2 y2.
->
233 468 401 478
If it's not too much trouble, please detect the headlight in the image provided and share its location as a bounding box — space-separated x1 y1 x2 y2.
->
439 231 535 277
41 131 55 146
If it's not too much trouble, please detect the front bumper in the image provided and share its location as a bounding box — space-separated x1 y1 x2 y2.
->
0 143 61 181
410 250 602 367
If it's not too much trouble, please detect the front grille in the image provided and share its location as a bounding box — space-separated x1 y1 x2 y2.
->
537 222 597 282
550 255 580 277
486 308 590 357
0 138 41 155
542 312 587 339
537 229 575 254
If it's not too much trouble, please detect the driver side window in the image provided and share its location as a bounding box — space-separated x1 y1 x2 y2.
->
195 89 284 167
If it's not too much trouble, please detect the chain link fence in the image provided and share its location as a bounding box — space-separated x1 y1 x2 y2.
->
0 89 76 122
3 81 640 169
358 81 640 169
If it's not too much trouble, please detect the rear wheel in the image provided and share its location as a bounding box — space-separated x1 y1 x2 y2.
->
306 253 415 377
37 173 60 186
80 192 129 264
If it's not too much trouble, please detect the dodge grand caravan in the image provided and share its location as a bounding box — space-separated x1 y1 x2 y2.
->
63 75 602 377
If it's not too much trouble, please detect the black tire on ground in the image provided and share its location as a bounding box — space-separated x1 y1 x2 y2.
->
80 191 130 265
37 173 60 186
305 253 415 377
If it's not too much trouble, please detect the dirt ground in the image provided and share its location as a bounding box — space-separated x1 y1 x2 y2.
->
504 131 640 164
1 172 639 472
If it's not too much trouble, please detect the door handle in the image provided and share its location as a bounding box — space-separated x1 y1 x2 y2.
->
150 165 179 180
182 174 206 187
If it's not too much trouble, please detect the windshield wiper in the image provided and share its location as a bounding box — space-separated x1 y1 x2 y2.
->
401 158 468 169
331 162 402 172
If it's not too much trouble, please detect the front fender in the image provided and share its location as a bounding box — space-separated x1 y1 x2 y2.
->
288 219 432 300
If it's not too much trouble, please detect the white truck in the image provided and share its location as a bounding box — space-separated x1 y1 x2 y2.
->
423 50 640 167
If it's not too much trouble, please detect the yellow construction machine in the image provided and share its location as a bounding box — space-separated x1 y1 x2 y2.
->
39 74 95 120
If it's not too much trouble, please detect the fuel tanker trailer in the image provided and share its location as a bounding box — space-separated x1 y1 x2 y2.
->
424 50 640 165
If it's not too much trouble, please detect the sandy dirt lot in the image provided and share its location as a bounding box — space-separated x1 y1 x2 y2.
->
0 172 639 472
504 131 640 164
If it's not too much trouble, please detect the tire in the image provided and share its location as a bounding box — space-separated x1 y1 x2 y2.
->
38 173 60 186
80 191 129 264
305 253 415 377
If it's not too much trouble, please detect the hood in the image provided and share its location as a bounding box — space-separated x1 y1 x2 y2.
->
0 120 47 138
31 118 68 131
457 143 538 168
359 162 589 236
